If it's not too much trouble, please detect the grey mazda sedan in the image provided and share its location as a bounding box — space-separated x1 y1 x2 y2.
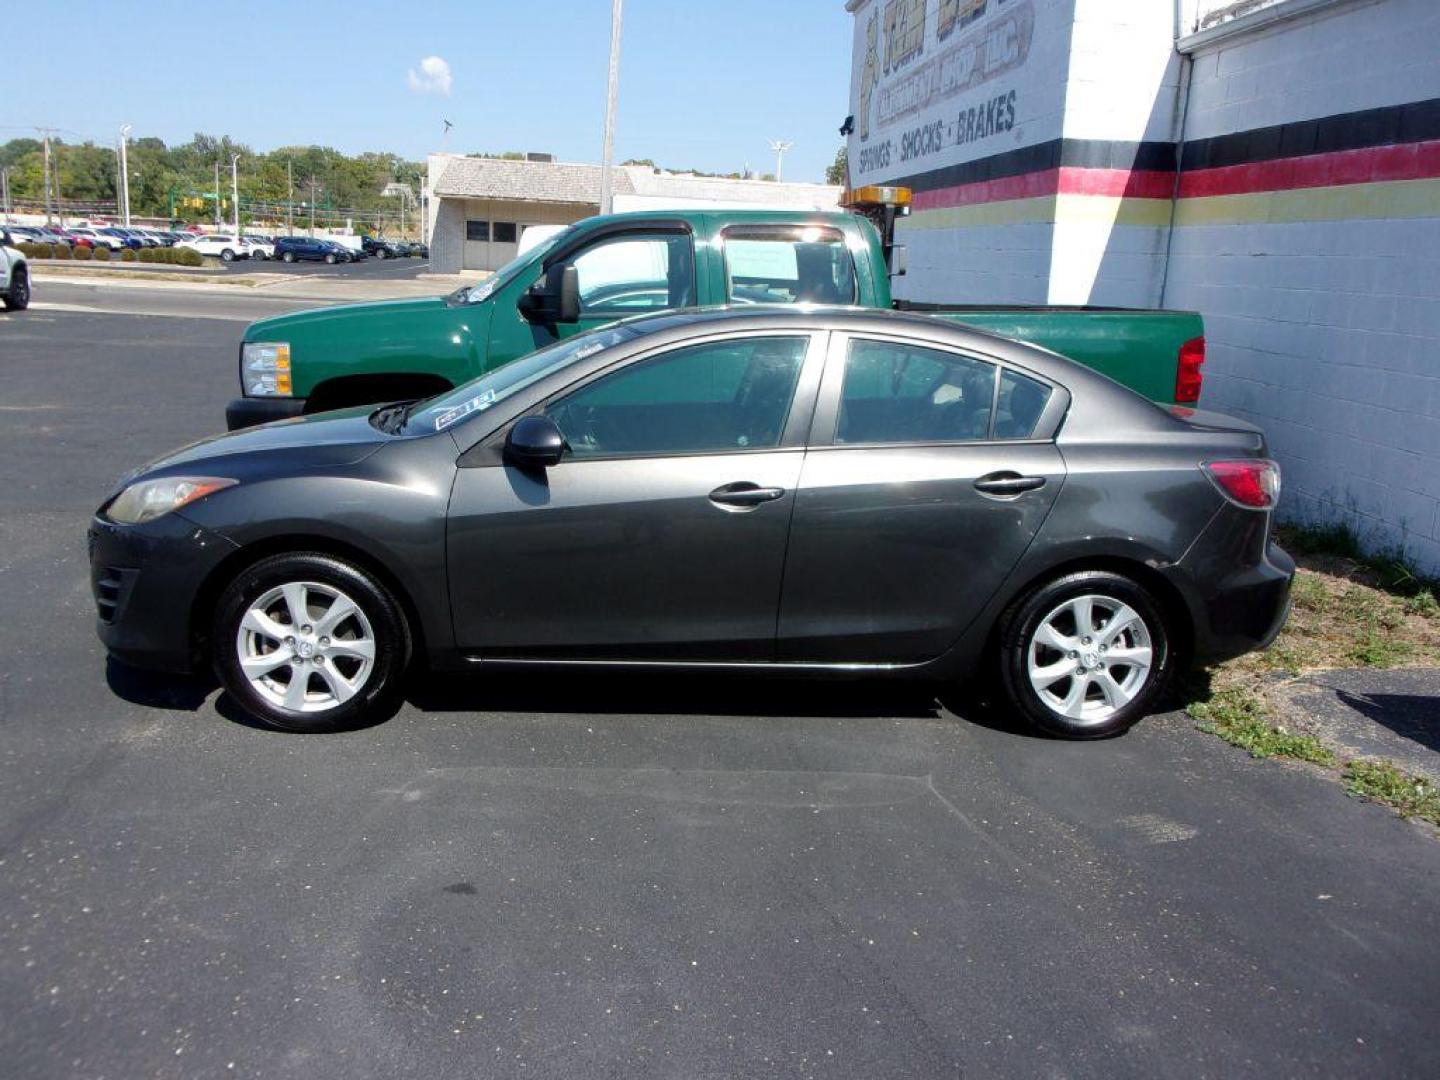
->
89 307 1292 737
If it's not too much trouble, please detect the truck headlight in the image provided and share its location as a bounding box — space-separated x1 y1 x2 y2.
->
106 476 237 525
242 341 292 397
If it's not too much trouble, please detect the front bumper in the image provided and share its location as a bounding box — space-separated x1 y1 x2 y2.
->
226 396 306 431
89 513 240 673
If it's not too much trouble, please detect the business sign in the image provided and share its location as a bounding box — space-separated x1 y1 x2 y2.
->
848 0 1062 184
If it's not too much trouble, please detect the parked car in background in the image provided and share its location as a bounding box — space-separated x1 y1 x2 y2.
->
360 236 403 259
97 227 143 250
273 237 339 263
345 241 367 261
137 229 175 246
322 241 354 264
177 233 249 261
245 236 275 260
407 241 428 258
93 307 1292 735
2 231 30 310
66 227 110 249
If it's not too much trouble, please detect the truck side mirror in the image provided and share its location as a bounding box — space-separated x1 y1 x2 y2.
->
557 265 580 323
889 244 908 278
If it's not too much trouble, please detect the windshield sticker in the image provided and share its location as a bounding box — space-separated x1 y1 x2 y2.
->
433 388 497 431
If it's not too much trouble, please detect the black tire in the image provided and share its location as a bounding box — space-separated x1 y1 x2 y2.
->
3 266 29 311
325 253 336 264
998 570 1173 740
213 553 411 732
221 248 235 262
282 251 296 263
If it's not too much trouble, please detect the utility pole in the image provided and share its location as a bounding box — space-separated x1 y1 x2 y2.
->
598 0 623 215
214 160 221 230
39 129 54 225
119 124 132 226
231 153 241 236
1 166 10 223
767 139 794 182
287 159 293 236
309 177 318 236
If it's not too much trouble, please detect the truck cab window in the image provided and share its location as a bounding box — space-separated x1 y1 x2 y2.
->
723 225 857 305
561 233 695 316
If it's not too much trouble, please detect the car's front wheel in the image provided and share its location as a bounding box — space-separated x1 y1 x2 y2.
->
999 570 1173 739
324 253 336 264
3 266 30 311
220 248 235 262
282 251 296 263
213 553 410 732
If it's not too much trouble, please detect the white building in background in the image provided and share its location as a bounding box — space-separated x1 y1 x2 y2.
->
425 154 841 274
846 0 1440 574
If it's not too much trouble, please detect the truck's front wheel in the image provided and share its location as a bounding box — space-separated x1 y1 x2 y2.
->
3 267 29 311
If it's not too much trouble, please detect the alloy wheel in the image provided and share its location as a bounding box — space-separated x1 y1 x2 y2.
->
1026 593 1154 725
235 580 377 713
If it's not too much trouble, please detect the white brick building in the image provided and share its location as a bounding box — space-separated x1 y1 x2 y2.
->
846 0 1440 573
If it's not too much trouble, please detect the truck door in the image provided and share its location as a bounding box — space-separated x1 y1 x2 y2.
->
542 223 698 343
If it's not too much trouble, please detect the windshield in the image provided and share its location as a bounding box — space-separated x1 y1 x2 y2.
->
449 225 577 307
404 323 639 435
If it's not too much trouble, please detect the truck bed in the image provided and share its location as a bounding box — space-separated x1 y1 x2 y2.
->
894 302 1203 405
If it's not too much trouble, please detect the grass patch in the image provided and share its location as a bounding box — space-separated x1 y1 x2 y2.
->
1344 760 1440 825
1187 687 1336 765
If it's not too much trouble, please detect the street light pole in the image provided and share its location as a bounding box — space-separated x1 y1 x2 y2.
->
287 159 293 236
598 0 623 215
231 153 241 237
1 167 10 224
119 124 132 226
214 160 221 230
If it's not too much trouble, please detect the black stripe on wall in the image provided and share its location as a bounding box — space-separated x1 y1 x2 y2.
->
884 96 1440 194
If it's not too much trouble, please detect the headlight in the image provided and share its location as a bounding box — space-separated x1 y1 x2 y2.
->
106 476 237 525
242 341 292 397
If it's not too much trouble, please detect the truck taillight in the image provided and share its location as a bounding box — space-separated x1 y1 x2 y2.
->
1176 336 1205 404
1202 459 1280 510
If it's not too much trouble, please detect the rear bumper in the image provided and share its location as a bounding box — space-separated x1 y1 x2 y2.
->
1174 509 1295 664
225 396 306 431
89 513 240 673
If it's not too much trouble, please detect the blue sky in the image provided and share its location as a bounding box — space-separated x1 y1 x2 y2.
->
9 1 853 182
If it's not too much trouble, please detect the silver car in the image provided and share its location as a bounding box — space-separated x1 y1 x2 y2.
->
89 307 1293 736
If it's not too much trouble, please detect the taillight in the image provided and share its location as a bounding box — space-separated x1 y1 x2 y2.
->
1203 459 1280 509
1176 336 1205 404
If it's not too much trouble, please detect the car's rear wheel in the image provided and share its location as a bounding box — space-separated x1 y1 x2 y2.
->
999 570 1172 739
375 248 387 259
213 553 410 732
282 251 296 263
325 253 336 264
3 267 29 311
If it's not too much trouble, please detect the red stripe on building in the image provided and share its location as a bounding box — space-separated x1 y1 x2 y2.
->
911 168 1060 211
910 138 1440 213
1179 139 1440 198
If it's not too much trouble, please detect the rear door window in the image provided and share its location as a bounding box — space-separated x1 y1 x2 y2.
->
722 226 857 305
837 338 998 445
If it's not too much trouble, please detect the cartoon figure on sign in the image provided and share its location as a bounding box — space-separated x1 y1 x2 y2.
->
858 8 879 142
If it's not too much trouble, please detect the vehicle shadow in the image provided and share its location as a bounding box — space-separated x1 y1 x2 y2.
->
1335 690 1440 754
404 668 1041 737
105 657 217 712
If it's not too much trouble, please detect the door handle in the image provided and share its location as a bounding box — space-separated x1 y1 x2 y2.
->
709 481 785 509
974 472 1047 497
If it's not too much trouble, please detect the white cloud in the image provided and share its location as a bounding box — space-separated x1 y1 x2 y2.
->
407 56 453 96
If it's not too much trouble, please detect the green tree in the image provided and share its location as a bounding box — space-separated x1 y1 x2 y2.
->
825 146 848 186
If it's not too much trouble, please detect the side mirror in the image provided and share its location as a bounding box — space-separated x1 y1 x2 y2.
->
505 415 567 470
556 265 580 323
518 264 581 325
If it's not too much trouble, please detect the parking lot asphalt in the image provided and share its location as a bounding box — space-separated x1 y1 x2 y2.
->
2 299 1439 1079
222 253 430 277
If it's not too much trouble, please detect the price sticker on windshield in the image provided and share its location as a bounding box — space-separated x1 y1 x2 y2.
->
434 388 497 431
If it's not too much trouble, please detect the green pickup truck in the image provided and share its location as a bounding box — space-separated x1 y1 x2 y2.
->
227 205 1205 429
